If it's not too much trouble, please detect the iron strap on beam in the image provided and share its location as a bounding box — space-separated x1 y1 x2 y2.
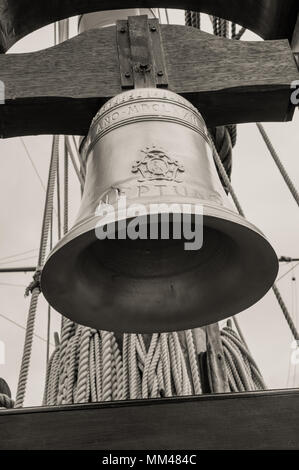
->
116 16 168 89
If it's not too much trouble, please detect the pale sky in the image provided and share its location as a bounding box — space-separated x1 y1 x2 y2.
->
0 10 298 406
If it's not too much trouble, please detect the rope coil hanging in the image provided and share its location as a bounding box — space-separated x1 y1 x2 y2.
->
43 325 262 405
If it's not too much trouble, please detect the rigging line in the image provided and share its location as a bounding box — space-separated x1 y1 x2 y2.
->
165 9 170 24
150 8 158 19
20 138 58 218
257 123 299 208
0 283 27 288
56 153 62 240
287 272 296 388
54 22 57 46
20 137 46 192
292 273 298 387
0 256 38 266
67 135 86 178
234 26 246 40
46 212 53 364
157 8 162 23
277 261 299 283
0 312 54 346
0 248 38 263
286 273 295 387
65 136 85 189
72 135 79 153
15 135 60 408
232 316 249 351
210 132 299 342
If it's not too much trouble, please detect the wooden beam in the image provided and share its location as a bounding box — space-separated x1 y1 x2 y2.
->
206 324 229 393
1 390 299 449
0 25 297 138
0 1 298 53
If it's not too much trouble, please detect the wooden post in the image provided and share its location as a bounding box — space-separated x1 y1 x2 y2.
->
206 324 229 393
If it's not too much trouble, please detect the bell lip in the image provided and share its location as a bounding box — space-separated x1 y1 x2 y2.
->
41 200 279 334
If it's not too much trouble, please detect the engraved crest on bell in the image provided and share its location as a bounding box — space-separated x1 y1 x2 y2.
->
132 145 185 183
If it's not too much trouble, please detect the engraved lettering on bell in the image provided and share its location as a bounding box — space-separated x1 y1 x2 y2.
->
132 145 185 183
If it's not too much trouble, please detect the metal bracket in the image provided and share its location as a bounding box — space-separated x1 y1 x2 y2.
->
116 15 168 89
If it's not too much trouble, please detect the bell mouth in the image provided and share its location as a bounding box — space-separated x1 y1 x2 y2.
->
41 204 278 334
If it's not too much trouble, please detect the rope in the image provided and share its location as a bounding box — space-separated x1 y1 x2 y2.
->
209 133 245 216
221 324 266 391
185 11 200 29
210 134 299 341
43 329 199 404
0 393 14 409
272 284 299 340
257 123 299 208
15 136 60 408
185 330 202 394
186 13 235 182
63 138 69 235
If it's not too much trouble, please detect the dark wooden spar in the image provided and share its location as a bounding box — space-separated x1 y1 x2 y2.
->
1 390 299 450
0 22 297 138
0 0 297 52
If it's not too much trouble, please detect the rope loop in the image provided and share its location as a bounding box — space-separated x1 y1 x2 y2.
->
0 393 14 409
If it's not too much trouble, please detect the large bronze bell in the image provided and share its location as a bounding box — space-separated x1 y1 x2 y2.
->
41 88 278 333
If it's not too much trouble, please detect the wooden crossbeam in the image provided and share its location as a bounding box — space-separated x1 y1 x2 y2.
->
1 390 299 449
0 0 298 53
0 25 297 138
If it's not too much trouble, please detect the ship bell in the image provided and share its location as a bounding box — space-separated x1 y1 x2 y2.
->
41 88 278 333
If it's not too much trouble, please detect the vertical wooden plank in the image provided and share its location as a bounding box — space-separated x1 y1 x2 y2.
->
206 324 229 393
128 15 156 88
116 20 134 89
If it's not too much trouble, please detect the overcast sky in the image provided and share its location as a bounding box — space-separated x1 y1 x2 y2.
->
0 10 298 406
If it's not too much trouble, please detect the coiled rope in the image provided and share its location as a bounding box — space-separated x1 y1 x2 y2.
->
43 324 261 404
222 323 266 391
